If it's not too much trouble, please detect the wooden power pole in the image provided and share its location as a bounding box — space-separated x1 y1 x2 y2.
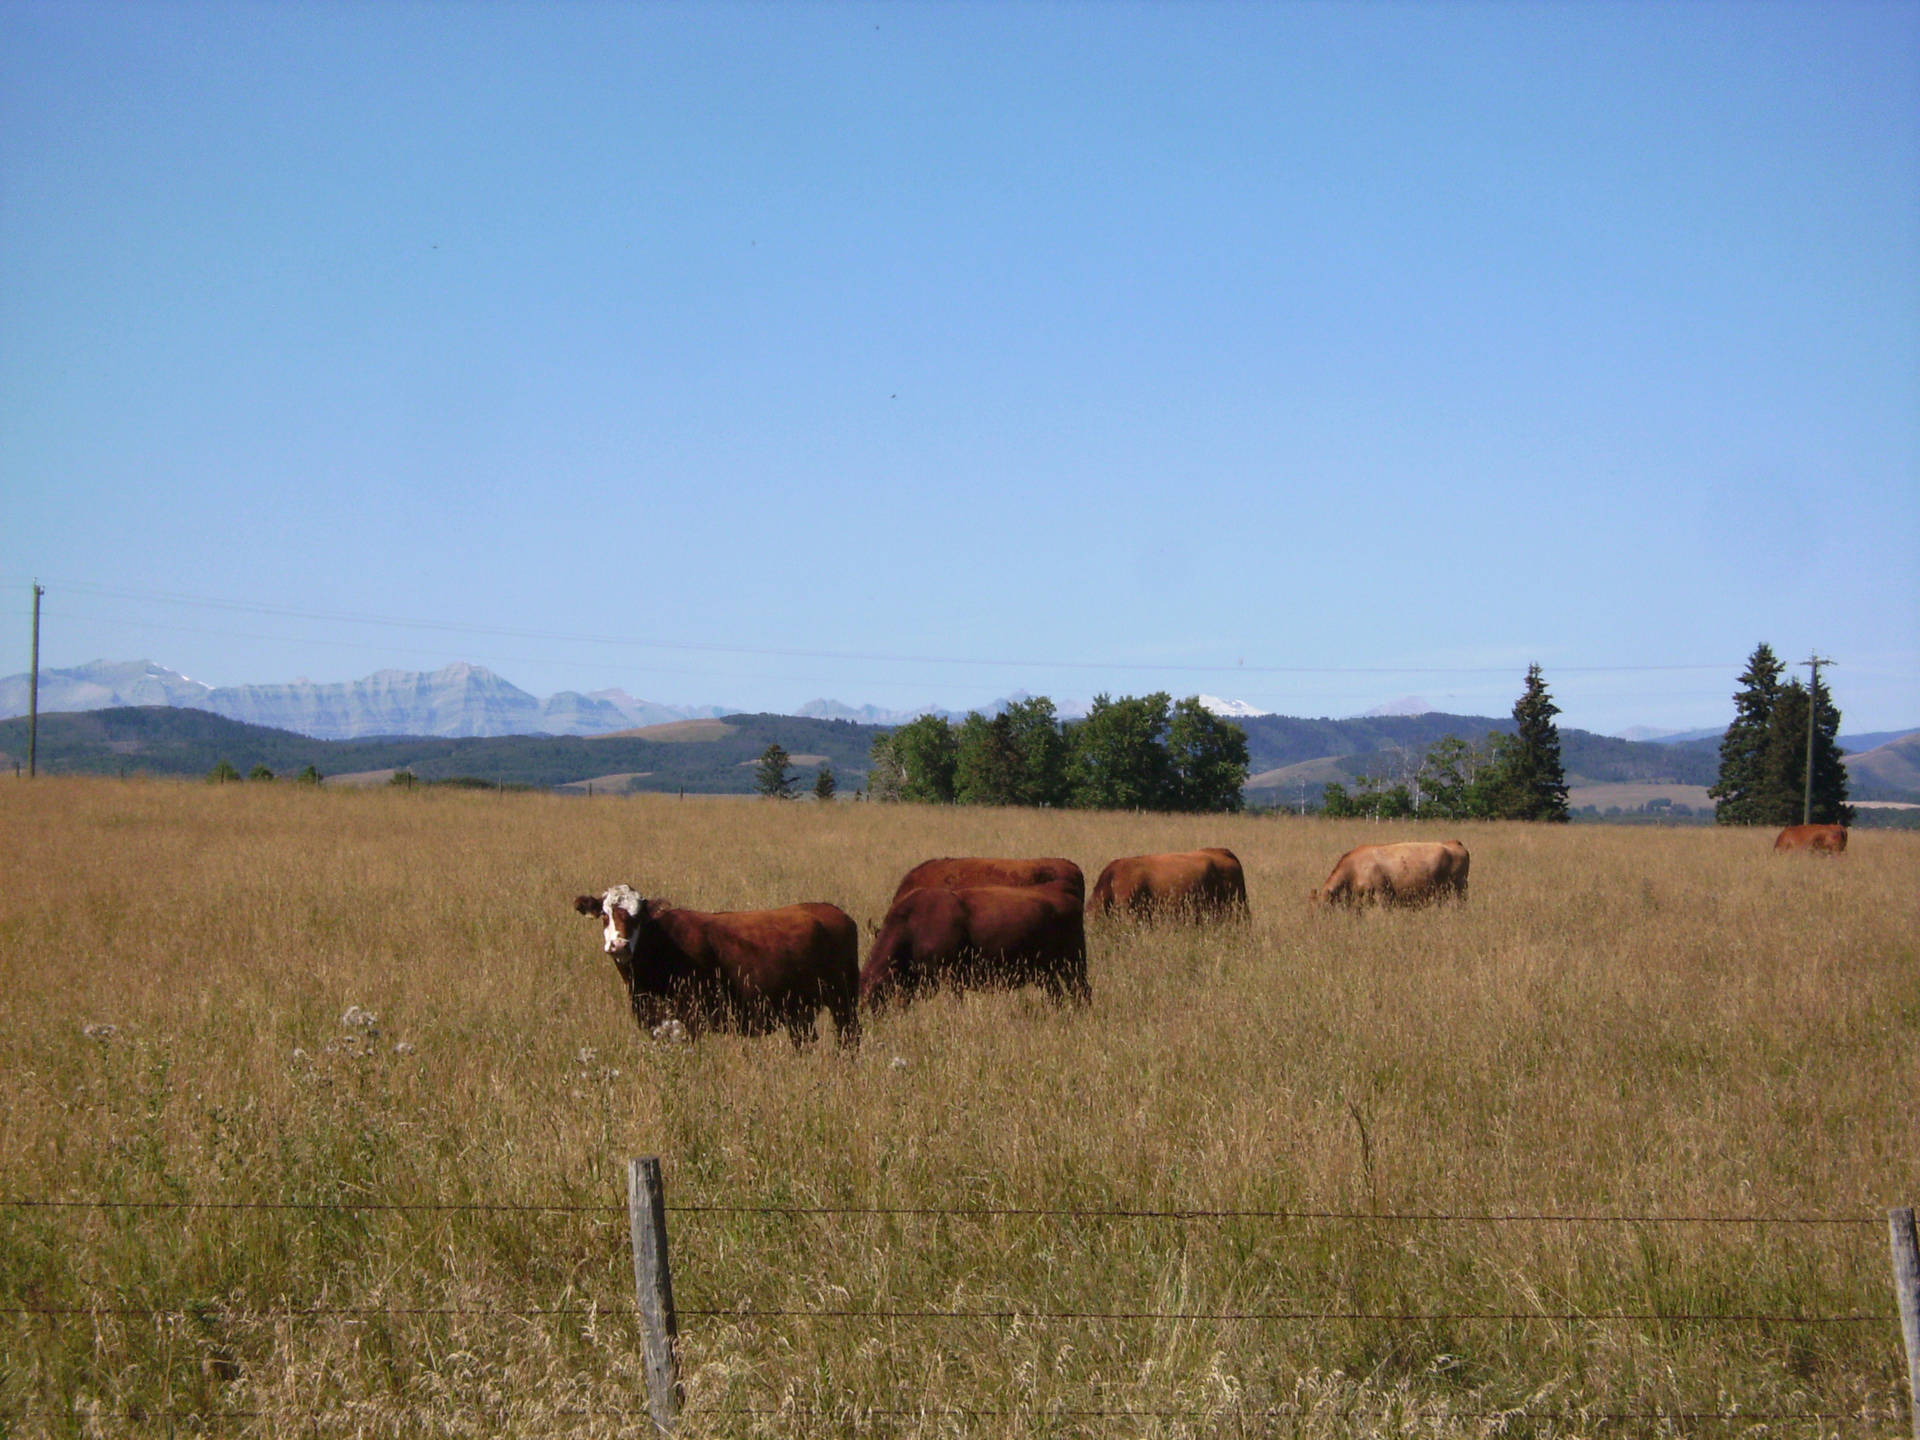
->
1801 653 1833 825
28 582 43 779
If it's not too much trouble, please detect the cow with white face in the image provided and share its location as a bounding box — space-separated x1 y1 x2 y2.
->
591 883 649 956
572 885 861 1048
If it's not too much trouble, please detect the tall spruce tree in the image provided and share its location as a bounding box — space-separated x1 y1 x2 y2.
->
1490 664 1569 822
1709 642 1785 824
1760 676 1852 826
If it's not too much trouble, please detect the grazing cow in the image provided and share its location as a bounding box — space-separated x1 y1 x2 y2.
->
573 886 860 1047
1089 848 1250 922
1310 840 1471 908
889 856 1086 906
861 880 1090 1011
1773 823 1847 855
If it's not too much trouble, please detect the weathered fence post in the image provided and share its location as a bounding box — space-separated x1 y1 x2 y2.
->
628 1157 682 1432
1891 1207 1920 1440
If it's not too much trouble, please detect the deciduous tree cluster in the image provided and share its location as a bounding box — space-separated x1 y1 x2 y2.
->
868 693 1250 813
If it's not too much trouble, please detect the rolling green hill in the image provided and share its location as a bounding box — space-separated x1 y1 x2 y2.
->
0 708 882 794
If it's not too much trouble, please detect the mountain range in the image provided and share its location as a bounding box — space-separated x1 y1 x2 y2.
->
1 660 1914 801
0 660 728 740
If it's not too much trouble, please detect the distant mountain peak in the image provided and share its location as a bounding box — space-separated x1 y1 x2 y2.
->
1197 695 1270 718
1360 695 1433 718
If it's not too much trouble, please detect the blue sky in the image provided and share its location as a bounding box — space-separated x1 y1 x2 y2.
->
4 1 1916 733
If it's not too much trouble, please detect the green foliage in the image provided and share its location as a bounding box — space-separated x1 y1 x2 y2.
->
813 764 836 802
296 764 323 785
248 763 275 782
1710 645 1852 826
866 731 904 802
1710 643 1785 824
887 715 959 804
1319 779 1415 819
1165 696 1252 812
1413 734 1500 819
954 711 1023 806
753 743 795 800
206 759 240 784
1068 693 1175 810
389 769 418 788
1487 665 1570 822
1001 696 1073 807
1762 678 1853 826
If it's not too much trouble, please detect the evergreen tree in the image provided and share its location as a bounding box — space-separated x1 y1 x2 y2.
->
1760 676 1852 826
813 764 836 802
1488 665 1569 821
753 743 795 800
1709 643 1785 824
1165 697 1250 812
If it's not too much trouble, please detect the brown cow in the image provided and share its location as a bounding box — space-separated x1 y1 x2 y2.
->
573 885 860 1046
1310 840 1471 908
1089 848 1249 921
889 856 1086 906
1773 823 1847 854
861 880 1090 1011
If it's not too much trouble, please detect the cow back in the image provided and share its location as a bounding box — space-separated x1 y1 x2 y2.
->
890 856 1086 906
1774 824 1847 854
1091 848 1248 920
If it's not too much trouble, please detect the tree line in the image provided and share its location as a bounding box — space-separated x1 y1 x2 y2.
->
1708 642 1851 826
1319 664 1572 821
858 693 1252 813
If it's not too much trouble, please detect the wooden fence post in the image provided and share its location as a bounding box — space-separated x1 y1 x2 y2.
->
1891 1207 1920 1440
628 1157 683 1432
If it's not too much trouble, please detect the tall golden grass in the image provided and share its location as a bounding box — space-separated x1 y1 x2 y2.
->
2 778 1917 1437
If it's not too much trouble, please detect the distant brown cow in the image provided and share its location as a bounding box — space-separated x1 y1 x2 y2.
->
1089 848 1249 921
1773 823 1847 854
889 856 1086 906
573 885 860 1046
861 880 1090 1011
1310 840 1471 908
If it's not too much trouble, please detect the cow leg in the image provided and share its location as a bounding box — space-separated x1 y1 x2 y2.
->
785 1010 820 1049
829 996 861 1050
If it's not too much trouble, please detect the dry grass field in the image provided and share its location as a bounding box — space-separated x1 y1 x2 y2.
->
3 779 1918 1438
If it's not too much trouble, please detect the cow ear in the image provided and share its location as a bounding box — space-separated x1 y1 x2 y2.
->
574 895 604 916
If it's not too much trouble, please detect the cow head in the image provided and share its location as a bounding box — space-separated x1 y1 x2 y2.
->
574 884 648 956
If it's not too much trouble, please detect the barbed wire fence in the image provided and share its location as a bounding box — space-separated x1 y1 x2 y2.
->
5 1170 1918 1434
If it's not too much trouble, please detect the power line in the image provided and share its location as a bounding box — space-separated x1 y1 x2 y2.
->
10 574 1748 679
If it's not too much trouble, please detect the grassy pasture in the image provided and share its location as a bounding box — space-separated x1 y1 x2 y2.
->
2 780 1918 1438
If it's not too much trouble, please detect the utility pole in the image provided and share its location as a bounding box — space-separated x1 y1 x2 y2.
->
1802 653 1834 825
28 581 44 778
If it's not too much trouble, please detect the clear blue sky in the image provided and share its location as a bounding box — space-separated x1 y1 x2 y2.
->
4 1 1916 733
